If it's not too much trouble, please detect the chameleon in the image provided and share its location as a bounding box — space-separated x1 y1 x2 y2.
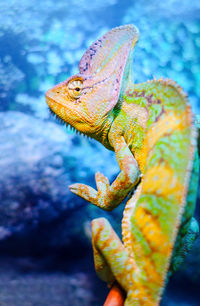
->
45 25 199 305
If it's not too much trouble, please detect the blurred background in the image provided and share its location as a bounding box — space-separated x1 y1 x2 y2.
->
0 0 200 305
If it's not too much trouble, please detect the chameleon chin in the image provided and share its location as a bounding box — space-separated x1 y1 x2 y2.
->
46 25 199 306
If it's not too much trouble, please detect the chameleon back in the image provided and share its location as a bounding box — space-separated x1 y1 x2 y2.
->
122 79 198 303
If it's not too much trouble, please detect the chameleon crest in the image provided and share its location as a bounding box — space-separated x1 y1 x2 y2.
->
46 25 199 305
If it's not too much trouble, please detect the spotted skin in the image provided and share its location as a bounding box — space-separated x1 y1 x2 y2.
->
46 25 199 305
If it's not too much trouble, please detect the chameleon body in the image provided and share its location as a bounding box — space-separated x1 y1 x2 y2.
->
46 25 199 305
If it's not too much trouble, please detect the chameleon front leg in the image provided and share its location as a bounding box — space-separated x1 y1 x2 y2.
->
70 136 140 211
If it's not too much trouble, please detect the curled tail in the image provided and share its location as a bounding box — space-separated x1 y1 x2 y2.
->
124 81 198 304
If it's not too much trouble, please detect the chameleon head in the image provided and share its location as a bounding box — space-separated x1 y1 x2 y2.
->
46 75 90 132
46 24 139 135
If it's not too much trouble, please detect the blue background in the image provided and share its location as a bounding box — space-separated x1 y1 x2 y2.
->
0 0 200 305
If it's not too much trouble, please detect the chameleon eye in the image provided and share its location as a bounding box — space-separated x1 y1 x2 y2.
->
67 79 83 99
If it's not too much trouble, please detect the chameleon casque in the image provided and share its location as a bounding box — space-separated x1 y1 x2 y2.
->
46 25 199 305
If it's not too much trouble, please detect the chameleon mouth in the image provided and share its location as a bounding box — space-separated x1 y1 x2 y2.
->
46 91 80 133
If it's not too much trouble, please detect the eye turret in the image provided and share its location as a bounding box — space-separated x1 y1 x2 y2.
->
67 79 83 99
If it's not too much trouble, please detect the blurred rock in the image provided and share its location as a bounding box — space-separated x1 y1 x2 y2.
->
0 256 96 306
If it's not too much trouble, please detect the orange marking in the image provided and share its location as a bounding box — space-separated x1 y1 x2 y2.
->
143 256 164 287
100 235 116 251
92 219 105 245
134 146 148 173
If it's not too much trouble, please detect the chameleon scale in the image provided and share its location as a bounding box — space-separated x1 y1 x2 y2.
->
46 25 199 305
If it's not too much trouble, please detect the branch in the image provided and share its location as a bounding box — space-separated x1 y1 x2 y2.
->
104 282 126 306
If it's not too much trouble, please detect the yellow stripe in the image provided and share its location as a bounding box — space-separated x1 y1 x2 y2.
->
142 163 184 202
134 206 171 256
145 110 190 152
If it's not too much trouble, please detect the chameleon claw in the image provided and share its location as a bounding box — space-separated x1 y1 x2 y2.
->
69 183 97 203
95 172 110 192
